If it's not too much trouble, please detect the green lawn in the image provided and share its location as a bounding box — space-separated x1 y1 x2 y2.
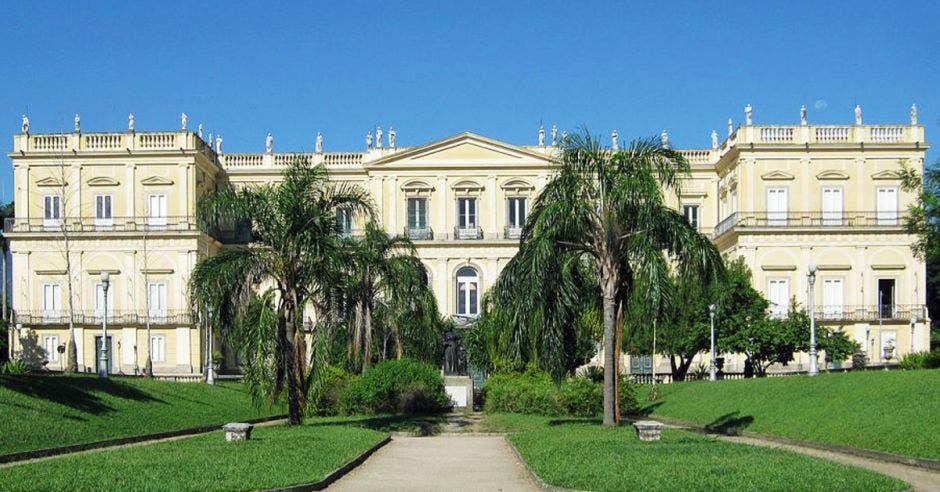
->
0 423 386 491
0 374 285 455
490 414 909 492
634 369 940 459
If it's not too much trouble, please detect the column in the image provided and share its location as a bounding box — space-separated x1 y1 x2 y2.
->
437 257 448 315
389 176 398 233
438 176 448 235
125 164 136 223
487 175 497 235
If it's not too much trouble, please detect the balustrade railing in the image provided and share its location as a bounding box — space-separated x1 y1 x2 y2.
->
504 226 523 240
454 226 483 240
712 211 906 238
759 126 795 143
404 227 434 240
19 131 217 160
15 310 194 326
221 152 364 169
814 126 850 143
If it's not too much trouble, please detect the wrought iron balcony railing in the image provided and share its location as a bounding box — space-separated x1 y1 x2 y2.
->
453 226 483 240
816 304 925 323
404 227 433 240
504 226 523 240
713 211 907 238
15 310 195 326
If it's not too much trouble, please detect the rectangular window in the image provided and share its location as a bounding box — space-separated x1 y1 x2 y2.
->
95 195 113 227
821 187 843 226
821 278 844 319
506 197 527 238
150 335 167 362
148 282 168 319
94 282 115 318
148 194 168 228
42 335 60 362
41 283 62 319
457 198 477 229
766 188 788 226
876 187 898 225
456 278 479 316
407 198 428 230
877 278 896 319
683 205 700 229
767 278 789 318
335 208 352 236
43 195 62 228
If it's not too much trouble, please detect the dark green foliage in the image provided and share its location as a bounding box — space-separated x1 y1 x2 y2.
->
898 350 940 370
306 366 354 416
852 351 868 369
338 358 450 415
482 368 637 417
819 329 862 366
899 162 940 350
0 359 29 375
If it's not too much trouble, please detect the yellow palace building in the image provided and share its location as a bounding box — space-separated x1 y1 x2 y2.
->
5 105 930 376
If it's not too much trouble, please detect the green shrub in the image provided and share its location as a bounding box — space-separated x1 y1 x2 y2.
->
851 351 868 370
339 359 451 415
0 360 29 375
483 368 638 417
898 350 940 370
307 366 354 416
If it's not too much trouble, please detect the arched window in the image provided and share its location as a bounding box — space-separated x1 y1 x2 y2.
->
455 266 479 317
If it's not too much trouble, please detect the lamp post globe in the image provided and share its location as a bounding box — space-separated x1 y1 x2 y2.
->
807 263 819 376
99 271 110 378
709 304 717 382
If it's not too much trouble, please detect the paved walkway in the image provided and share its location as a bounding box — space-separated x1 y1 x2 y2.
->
718 435 940 492
328 435 539 492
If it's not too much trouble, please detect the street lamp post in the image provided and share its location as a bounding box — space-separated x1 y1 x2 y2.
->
206 306 215 385
709 304 717 382
99 272 110 378
910 314 916 354
807 263 819 376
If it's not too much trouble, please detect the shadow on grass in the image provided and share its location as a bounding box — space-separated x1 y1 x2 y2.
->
632 401 664 417
0 374 165 415
704 412 754 436
547 418 602 426
308 414 447 436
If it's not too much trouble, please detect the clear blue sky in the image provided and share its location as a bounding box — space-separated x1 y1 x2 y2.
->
2 1 938 202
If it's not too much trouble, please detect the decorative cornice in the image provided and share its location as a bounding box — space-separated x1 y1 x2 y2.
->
815 170 849 181
818 264 852 271
761 170 795 181
87 269 121 275
141 268 174 274
35 269 67 275
871 264 905 270
141 175 174 186
761 265 797 271
87 176 120 186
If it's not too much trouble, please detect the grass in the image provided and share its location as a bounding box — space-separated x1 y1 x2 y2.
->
634 369 940 459
0 374 285 455
491 414 909 492
0 422 386 491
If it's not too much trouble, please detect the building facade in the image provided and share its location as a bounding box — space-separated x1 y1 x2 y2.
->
6 108 930 375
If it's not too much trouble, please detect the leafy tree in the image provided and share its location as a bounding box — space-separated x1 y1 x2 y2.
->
819 328 861 367
898 162 940 349
190 158 372 425
720 300 811 376
343 221 443 372
482 131 722 425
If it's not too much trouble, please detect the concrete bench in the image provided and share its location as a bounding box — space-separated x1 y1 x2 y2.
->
633 420 664 442
222 422 254 441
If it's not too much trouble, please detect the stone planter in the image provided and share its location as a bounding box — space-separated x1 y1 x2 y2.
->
633 420 663 442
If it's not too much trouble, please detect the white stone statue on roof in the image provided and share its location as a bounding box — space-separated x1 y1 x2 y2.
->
711 130 718 149
376 127 383 148
265 132 273 153
74 113 81 132
800 105 807 126
21 114 29 133
128 113 135 131
215 135 223 153
181 112 187 130
198 124 203 139
911 104 918 125
551 124 558 146
389 127 396 148
744 104 753 125
611 129 619 150
316 132 323 153
855 105 862 125
366 131 373 149
661 129 669 149
538 125 545 146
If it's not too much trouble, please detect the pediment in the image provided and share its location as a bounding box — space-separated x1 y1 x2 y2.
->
367 132 554 169
816 170 849 180
401 179 434 196
141 176 174 186
871 170 900 180
87 176 120 186
35 177 66 187
501 179 535 192
761 170 795 181
451 179 484 191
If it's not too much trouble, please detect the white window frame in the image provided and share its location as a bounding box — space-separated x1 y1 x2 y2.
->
767 278 789 319
821 187 843 226
42 194 62 228
150 334 167 363
335 208 353 236
876 186 898 226
95 194 114 228
148 282 168 321
456 197 478 230
148 194 168 228
683 204 700 230
821 277 844 320
766 187 788 226
455 267 479 317
41 283 62 320
407 198 428 231
42 335 60 362
506 196 527 238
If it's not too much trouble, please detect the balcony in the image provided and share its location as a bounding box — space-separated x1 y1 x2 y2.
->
454 226 483 240
816 304 925 323
713 211 906 239
4 216 253 244
15 310 195 326
404 227 433 240
504 226 523 240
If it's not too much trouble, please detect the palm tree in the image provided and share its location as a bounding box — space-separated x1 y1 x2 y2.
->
344 221 441 372
509 131 723 426
190 158 372 425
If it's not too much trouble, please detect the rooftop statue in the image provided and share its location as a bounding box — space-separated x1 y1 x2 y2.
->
551 124 558 146
855 105 863 125
265 132 273 153
744 104 753 125
128 113 135 131
911 104 918 125
611 129 619 150
366 131 373 149
661 129 669 149
711 129 718 149
74 113 81 132
538 125 545 146
376 127 383 148
316 132 323 153
389 127 396 148
181 112 187 130
800 105 807 126
21 114 29 134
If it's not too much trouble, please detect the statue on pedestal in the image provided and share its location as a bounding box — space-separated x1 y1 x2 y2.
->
660 129 669 149
128 113 135 131
711 129 719 149
389 127 396 148
538 125 545 146
215 135 223 153
561 130 568 146
911 104 918 125
21 115 29 134
181 112 187 130
551 124 558 146
611 129 619 150
855 105 863 125
197 124 203 139
265 133 273 153
800 105 807 126
728 118 733 137
376 127 383 148
366 131 373 149
74 114 81 132
315 132 323 153
744 104 753 125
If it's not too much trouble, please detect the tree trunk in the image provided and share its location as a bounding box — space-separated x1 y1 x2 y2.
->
362 299 373 372
393 319 403 360
602 292 617 426
2 251 7 321
283 302 305 425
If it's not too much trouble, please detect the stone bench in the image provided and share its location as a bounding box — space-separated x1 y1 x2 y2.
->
633 420 664 442
222 422 254 441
